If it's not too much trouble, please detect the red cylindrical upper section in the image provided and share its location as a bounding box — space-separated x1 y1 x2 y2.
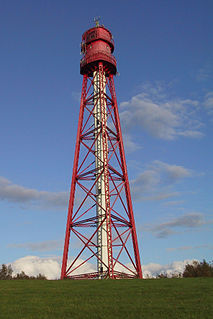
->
80 25 117 76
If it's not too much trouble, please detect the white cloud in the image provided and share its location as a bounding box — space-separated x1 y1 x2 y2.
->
163 200 185 207
0 176 68 209
153 160 191 182
178 130 204 138
154 212 205 229
167 244 213 252
131 160 192 201
71 91 81 102
143 259 196 278
151 212 206 238
11 256 61 280
120 82 203 140
203 92 213 114
196 63 213 82
8 240 63 252
122 133 141 153
10 256 96 280
141 192 180 201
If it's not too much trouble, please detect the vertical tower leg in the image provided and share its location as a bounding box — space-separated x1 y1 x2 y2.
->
61 75 87 279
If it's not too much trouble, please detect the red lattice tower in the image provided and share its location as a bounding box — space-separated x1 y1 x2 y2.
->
61 22 142 279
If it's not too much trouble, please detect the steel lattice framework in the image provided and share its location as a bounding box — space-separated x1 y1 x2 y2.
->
61 24 142 279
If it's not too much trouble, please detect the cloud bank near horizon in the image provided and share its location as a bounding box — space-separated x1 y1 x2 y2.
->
11 256 95 280
9 255 197 280
142 259 196 278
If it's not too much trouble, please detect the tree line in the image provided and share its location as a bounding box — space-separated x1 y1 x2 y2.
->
1 259 212 280
182 260 213 277
157 260 213 278
0 264 47 280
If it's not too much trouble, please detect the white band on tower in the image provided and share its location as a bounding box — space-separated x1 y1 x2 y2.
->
93 70 108 276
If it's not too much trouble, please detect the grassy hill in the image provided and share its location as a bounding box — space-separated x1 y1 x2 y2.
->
0 278 212 319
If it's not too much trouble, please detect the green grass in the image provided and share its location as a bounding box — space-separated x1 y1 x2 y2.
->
0 278 212 319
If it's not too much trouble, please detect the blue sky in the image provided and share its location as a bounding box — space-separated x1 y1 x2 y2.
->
0 0 212 278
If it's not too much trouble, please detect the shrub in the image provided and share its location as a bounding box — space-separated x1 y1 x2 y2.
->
183 260 213 277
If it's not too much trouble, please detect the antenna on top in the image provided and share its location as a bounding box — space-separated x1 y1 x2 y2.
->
94 16 101 27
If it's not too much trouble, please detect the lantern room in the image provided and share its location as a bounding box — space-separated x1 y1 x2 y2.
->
80 25 117 76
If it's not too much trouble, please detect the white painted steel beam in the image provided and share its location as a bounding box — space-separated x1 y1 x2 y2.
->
93 70 108 277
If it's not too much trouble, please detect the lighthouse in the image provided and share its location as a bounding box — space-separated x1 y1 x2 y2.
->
61 21 142 279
